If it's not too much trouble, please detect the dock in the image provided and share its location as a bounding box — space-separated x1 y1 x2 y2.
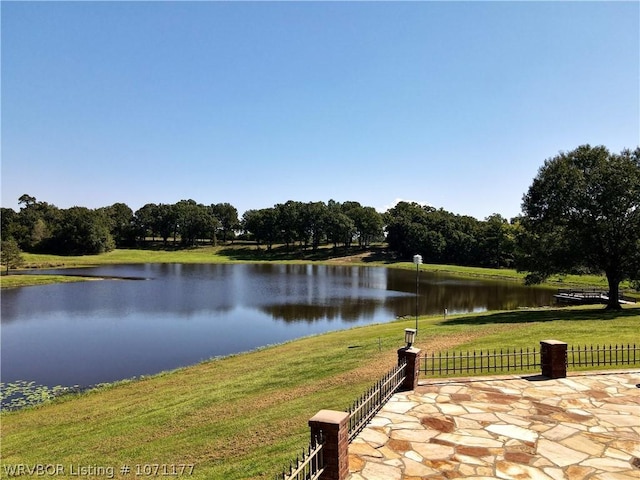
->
553 288 636 305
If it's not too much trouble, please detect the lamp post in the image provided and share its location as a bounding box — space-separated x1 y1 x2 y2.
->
413 254 422 335
404 328 416 348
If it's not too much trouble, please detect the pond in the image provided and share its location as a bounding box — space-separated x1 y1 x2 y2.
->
1 264 555 388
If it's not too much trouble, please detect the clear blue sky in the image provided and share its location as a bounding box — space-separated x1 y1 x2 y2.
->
2 1 638 220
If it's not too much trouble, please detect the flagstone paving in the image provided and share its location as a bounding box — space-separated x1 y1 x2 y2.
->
348 370 640 480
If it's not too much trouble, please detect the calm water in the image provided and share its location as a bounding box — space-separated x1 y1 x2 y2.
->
1 264 555 387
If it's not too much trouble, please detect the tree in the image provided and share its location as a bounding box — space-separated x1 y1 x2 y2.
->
480 214 516 268
520 145 640 309
275 201 301 250
99 203 134 247
50 207 115 254
18 194 36 208
342 202 383 248
134 203 159 243
384 201 443 260
155 203 178 245
174 200 218 247
13 195 60 251
210 203 239 243
1 238 24 274
326 212 355 248
242 208 279 250
301 202 328 251
1 208 21 241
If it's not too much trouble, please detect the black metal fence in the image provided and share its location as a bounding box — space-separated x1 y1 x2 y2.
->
420 348 541 376
420 343 640 377
279 434 324 480
278 360 408 479
568 344 639 368
347 360 407 443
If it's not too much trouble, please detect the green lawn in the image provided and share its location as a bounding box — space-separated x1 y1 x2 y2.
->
2 305 638 480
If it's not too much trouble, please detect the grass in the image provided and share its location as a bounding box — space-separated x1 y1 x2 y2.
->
0 274 98 288
2 304 639 480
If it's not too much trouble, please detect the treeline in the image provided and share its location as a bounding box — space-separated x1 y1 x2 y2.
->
1 195 241 254
1 194 519 268
385 201 517 268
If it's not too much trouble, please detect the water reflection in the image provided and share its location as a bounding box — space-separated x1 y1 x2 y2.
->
1 264 555 387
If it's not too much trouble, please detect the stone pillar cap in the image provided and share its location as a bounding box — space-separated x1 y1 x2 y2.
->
309 410 349 424
398 346 421 354
540 339 567 345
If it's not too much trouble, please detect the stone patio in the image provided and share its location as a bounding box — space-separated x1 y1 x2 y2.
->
348 369 640 480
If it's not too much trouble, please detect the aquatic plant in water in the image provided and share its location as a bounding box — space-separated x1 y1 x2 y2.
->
0 380 68 411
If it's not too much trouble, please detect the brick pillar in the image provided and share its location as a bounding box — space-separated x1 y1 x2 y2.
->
397 347 421 391
540 340 567 379
308 410 349 480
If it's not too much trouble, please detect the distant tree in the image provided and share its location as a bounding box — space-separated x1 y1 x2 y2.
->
134 203 159 242
301 202 328 251
351 206 384 247
174 200 218 247
1 238 24 274
341 201 363 247
210 203 239 243
14 196 60 251
275 201 301 249
519 145 640 309
50 207 115 254
18 194 36 208
1 208 20 241
384 202 434 259
155 203 178 245
326 211 356 248
242 208 279 250
480 214 515 268
99 203 134 247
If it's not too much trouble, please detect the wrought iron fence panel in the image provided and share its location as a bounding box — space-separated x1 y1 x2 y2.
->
279 433 324 480
420 348 541 376
347 361 407 442
567 344 639 368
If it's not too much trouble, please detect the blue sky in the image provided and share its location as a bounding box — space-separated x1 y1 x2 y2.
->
2 1 638 220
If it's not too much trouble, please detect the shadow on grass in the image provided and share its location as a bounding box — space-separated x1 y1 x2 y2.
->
439 306 639 326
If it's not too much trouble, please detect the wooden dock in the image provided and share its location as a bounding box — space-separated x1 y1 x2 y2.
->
553 289 636 305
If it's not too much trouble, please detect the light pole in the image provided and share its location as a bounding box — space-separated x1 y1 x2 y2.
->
413 254 422 335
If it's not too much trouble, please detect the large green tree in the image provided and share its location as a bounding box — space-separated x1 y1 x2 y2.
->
520 145 640 309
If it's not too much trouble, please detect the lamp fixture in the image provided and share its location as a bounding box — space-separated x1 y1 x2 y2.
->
404 328 416 348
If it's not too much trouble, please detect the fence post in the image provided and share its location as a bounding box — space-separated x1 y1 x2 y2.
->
308 410 349 480
397 347 421 390
540 340 567 379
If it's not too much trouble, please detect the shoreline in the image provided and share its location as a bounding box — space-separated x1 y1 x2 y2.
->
1 246 631 293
